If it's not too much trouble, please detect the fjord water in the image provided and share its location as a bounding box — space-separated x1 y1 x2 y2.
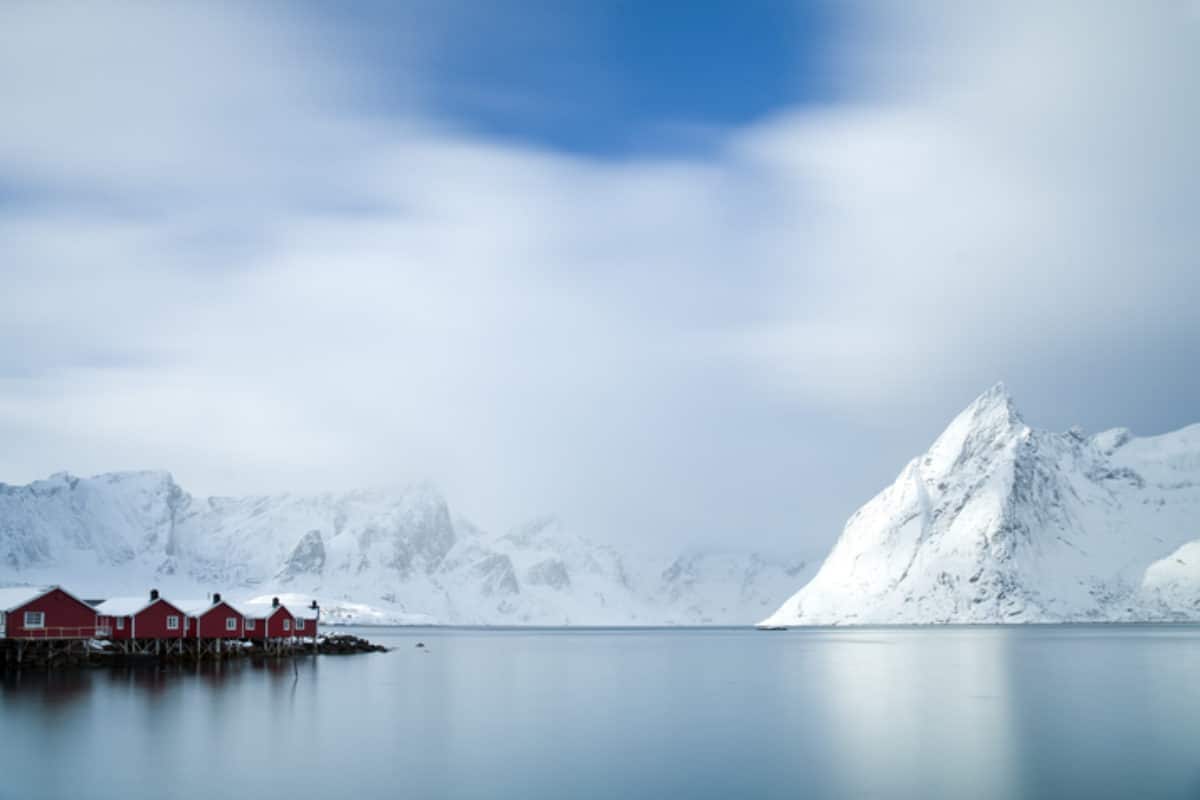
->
3 627 1200 800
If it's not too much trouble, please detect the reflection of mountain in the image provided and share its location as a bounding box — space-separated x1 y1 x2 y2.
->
0 474 810 625
812 630 1020 799
764 384 1200 625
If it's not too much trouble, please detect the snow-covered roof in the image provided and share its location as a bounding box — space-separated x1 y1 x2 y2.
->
285 604 319 621
243 593 320 620
180 599 241 617
0 584 96 613
236 602 285 620
0 586 51 612
94 596 183 617
94 597 154 617
235 601 319 621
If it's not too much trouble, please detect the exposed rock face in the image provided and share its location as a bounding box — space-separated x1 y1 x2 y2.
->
525 558 571 590
474 554 520 597
762 384 1200 626
278 530 326 581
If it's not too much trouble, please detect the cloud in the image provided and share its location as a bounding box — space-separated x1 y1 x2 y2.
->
0 1 1197 553
729 2 1200 411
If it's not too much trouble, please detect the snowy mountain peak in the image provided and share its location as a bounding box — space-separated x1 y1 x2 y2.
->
762 386 1200 626
923 383 1026 479
935 381 1020 427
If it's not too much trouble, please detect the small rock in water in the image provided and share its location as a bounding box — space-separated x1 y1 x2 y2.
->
415 642 425 648
316 633 388 655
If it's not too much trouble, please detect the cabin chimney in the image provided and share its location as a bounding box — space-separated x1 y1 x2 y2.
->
150 588 160 601
212 592 221 604
310 600 318 610
272 596 280 608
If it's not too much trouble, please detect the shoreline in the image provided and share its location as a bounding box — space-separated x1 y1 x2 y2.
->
1 633 387 672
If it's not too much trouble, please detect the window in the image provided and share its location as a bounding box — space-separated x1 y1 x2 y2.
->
283 619 291 632
116 617 125 630
296 619 305 630
167 616 179 630
24 611 45 628
225 616 237 632
245 619 256 631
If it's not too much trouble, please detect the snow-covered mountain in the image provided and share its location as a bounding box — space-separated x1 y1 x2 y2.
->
761 384 1200 626
0 472 809 625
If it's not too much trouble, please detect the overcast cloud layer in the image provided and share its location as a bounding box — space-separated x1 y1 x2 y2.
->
1 2 1197 555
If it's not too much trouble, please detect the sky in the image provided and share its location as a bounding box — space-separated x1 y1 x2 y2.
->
1 1 1198 557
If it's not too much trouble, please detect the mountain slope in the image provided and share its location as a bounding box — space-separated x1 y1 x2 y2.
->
0 473 805 625
761 384 1200 625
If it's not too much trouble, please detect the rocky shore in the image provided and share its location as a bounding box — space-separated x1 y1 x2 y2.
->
316 633 389 654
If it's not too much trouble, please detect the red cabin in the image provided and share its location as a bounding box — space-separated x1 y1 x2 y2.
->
289 601 319 639
96 589 187 641
240 597 296 640
0 586 100 639
186 594 245 639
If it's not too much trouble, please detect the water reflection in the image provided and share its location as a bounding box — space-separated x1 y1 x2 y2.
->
1 667 94 708
814 628 1019 800
2 626 1200 800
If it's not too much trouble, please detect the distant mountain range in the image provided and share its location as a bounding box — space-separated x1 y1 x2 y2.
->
8 384 1195 628
762 384 1200 626
0 471 813 625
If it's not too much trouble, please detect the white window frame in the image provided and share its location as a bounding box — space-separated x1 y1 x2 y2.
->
116 616 125 630
296 619 305 630
245 619 256 631
24 610 45 628
225 616 237 632
283 619 291 632
166 615 180 631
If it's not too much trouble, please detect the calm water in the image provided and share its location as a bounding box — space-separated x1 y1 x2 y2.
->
3 626 1200 800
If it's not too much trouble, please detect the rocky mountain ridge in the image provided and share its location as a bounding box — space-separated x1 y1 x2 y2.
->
761 384 1200 625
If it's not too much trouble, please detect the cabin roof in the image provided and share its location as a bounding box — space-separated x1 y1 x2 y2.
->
243 594 320 621
94 596 181 617
0 584 93 613
235 602 286 620
242 601 316 621
285 604 319 621
94 597 153 616
180 599 241 618
0 585 51 612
